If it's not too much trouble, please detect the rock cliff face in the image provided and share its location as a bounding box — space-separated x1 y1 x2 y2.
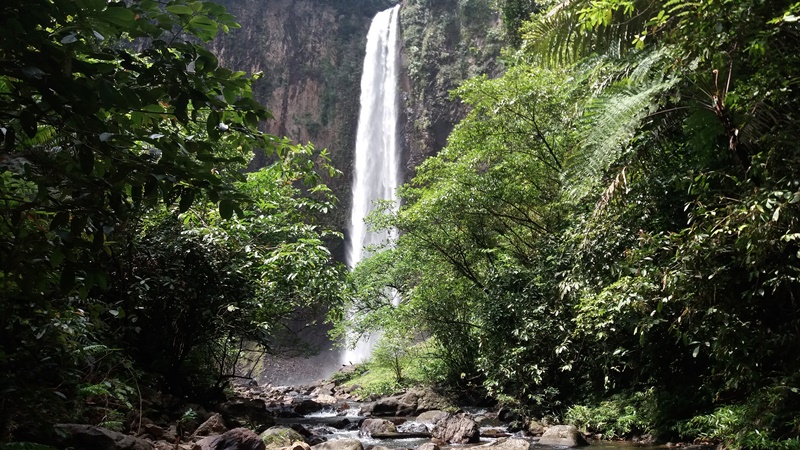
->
210 0 394 259
206 0 502 383
399 0 503 174
210 0 503 235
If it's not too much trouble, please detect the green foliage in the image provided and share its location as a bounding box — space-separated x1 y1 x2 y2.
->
342 338 441 399
345 0 800 445
0 0 347 440
500 0 542 46
371 332 415 383
565 390 661 439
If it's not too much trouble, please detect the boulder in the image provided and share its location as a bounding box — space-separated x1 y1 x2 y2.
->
218 398 274 427
415 410 448 427
398 422 429 434
193 413 228 437
260 427 306 449
289 424 313 439
54 424 153 450
481 437 531 450
284 442 311 450
143 423 177 442
362 397 400 416
311 438 363 450
537 425 589 448
416 444 439 450
359 418 397 437
293 399 325 415
431 413 480 444
400 387 451 415
481 429 511 438
315 394 337 405
195 427 266 450
526 420 544 436
327 418 351 430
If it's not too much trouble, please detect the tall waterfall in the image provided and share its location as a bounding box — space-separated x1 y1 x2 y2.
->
342 5 402 365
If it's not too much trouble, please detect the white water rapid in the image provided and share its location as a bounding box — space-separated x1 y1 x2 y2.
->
342 5 402 365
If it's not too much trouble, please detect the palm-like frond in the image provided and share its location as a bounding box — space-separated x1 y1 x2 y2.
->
564 66 677 200
521 0 659 68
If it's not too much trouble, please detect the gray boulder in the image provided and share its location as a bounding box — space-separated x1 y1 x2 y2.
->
362 397 400 416
415 410 448 427
359 418 397 437
311 438 363 450
416 444 440 450
482 437 532 450
361 387 452 417
431 413 480 444
400 387 451 415
55 424 153 450
398 421 429 433
538 425 589 447
195 427 266 450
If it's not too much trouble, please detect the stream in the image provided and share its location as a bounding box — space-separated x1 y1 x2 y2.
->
274 407 678 450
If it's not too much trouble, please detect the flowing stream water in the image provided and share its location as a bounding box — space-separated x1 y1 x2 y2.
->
277 408 678 450
342 5 402 365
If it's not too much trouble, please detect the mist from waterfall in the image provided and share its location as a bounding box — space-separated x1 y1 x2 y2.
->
342 5 402 366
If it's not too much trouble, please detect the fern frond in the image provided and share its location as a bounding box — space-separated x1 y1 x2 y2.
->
521 6 585 67
564 76 678 200
23 125 58 146
521 0 659 68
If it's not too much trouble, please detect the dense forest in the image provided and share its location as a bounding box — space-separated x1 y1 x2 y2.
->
1 0 799 449
345 0 800 448
0 0 349 442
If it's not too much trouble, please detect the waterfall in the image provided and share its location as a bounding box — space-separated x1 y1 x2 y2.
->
342 5 402 365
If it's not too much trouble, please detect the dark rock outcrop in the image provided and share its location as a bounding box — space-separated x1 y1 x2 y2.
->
218 398 274 428
195 427 266 450
293 399 325 415
193 413 228 437
54 424 153 450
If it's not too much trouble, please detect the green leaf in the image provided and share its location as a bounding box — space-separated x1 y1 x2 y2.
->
166 4 194 15
188 15 219 41
179 189 195 212
219 199 234 219
99 6 137 30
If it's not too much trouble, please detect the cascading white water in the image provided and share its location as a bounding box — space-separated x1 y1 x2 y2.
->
342 5 402 365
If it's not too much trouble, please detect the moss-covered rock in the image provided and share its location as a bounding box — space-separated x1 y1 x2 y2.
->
260 427 306 449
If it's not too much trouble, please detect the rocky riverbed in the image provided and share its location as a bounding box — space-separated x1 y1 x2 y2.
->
50 367 714 450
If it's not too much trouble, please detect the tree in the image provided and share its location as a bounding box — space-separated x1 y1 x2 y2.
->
0 0 346 438
348 0 800 444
